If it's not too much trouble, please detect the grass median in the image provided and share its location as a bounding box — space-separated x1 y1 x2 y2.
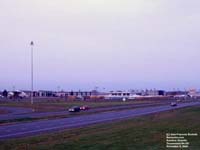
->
0 99 163 112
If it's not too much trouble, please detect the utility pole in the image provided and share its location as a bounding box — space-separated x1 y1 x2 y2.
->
30 41 34 105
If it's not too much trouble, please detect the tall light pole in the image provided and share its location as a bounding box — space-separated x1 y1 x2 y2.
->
30 41 34 105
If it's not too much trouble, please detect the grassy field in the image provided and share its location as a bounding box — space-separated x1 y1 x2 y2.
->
0 106 200 150
0 99 159 112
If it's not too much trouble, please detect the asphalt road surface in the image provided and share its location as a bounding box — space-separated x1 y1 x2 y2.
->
0 102 199 140
0 102 172 121
0 106 33 115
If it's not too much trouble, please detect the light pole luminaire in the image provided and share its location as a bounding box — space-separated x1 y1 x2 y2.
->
30 41 34 105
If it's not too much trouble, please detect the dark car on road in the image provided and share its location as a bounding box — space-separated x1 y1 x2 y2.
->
68 106 80 112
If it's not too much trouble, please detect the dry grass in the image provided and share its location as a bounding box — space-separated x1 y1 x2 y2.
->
0 99 159 112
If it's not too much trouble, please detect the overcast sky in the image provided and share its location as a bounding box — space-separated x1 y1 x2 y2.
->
0 0 200 91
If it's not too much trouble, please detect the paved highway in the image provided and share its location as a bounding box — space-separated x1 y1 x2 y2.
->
0 102 199 140
0 102 171 121
0 106 33 115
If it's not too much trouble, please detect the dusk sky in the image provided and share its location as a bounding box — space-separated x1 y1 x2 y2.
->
0 0 200 91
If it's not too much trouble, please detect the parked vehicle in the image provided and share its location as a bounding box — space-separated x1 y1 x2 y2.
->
68 106 80 112
171 102 177 107
80 105 90 110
